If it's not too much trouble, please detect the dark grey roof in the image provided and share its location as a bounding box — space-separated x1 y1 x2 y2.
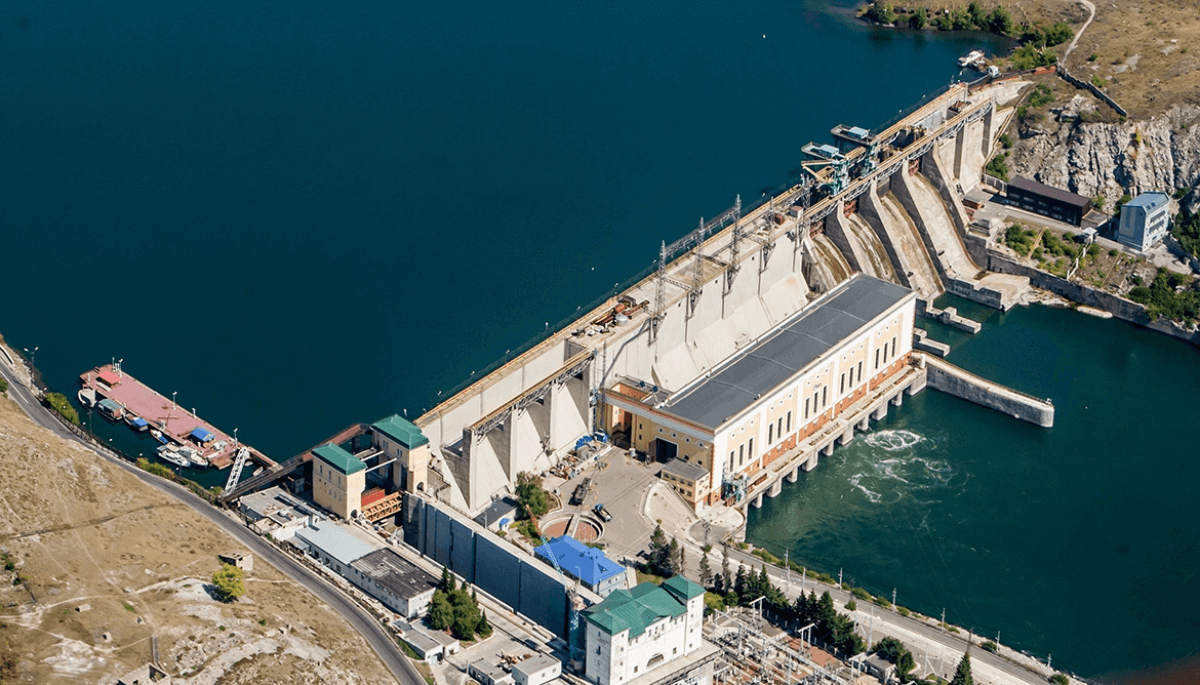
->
351 548 439 599
664 275 912 429
661 458 708 482
1008 176 1091 208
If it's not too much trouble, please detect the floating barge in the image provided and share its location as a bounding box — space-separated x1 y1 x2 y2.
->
79 364 277 471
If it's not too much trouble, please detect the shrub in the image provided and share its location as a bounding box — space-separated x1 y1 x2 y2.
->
908 8 928 29
1108 248 1119 257
1028 84 1055 108
1088 52 1098 62
1049 674 1069 685
1091 194 1104 210
515 472 549 518
982 640 998 653
44 393 79 425
897 606 911 617
0 376 7 394
985 153 1010 182
864 2 898 25
212 564 245 602
999 133 1014 149
845 599 857 611
852 587 873 601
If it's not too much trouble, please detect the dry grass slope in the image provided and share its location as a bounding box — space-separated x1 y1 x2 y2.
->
0 394 394 684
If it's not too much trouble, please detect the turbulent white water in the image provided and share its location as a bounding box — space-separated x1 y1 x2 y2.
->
844 430 958 505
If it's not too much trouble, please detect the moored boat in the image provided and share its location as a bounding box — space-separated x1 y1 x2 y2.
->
958 49 985 68
78 387 97 408
97 398 125 421
156 444 190 468
125 414 149 432
177 446 208 468
151 429 168 444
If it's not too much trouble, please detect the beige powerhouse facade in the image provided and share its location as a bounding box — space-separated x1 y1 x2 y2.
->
601 274 916 511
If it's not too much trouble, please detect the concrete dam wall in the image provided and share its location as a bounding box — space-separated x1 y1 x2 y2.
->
922 354 1054 427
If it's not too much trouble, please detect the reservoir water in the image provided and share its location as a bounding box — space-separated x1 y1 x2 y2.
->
0 0 1193 679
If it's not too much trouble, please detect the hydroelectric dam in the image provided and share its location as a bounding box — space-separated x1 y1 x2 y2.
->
413 79 1053 516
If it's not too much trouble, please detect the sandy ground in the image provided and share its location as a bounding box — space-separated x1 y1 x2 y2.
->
0 394 394 684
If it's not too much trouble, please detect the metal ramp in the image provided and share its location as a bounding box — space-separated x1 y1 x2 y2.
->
224 447 251 491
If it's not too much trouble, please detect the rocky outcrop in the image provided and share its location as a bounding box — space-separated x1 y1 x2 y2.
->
1008 100 1200 213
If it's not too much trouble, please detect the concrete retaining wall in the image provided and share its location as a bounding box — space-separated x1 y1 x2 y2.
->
969 238 1200 345
923 355 1054 427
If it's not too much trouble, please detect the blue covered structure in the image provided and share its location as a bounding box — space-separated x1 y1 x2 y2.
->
535 535 626 597
190 427 215 443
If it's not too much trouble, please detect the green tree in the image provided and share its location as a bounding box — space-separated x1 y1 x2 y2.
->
211 564 245 603
477 610 493 638
908 8 927 29
429 592 453 630
967 2 987 29
874 637 916 682
451 602 480 640
44 393 79 425
699 550 713 586
515 472 549 519
0 376 7 394
988 6 1014 35
950 652 974 685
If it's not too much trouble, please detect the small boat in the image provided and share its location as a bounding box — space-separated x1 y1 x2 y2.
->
177 446 208 468
958 50 985 68
125 414 149 432
77 387 97 408
150 429 168 444
97 398 125 421
156 444 190 468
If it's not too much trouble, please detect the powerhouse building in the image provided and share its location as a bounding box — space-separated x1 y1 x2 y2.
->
600 274 917 511
582 576 706 685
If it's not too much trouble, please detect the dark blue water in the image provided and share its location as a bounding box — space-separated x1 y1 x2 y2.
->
12 0 1188 679
0 0 1002 457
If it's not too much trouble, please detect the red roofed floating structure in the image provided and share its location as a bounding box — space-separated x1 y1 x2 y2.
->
79 363 276 472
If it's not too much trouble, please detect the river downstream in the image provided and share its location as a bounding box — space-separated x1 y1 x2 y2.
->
747 295 1200 679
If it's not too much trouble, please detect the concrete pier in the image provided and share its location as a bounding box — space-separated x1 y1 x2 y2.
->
913 329 951 357
923 353 1054 427
924 305 983 334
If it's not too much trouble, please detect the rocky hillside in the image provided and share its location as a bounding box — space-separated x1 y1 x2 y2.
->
1007 95 1200 213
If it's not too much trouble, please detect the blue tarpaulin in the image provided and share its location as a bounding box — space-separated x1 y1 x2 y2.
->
190 427 215 443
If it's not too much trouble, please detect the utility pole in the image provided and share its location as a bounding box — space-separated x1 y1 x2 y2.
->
785 550 790 596
838 568 843 587
892 587 897 609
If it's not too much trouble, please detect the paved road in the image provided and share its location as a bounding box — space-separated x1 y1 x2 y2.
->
0 359 423 685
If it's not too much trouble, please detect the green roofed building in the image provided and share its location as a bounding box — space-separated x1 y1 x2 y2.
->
313 443 367 520
371 414 432 493
582 578 704 685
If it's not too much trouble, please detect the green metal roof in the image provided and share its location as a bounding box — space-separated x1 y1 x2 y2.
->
581 581 687 637
662 574 706 602
371 415 430 449
312 443 366 475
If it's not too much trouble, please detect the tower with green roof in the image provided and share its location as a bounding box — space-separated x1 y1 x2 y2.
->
371 414 431 493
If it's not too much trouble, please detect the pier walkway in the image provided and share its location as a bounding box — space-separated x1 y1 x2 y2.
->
79 364 276 470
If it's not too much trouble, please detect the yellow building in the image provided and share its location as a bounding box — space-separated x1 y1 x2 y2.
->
312 443 367 520
600 274 916 511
